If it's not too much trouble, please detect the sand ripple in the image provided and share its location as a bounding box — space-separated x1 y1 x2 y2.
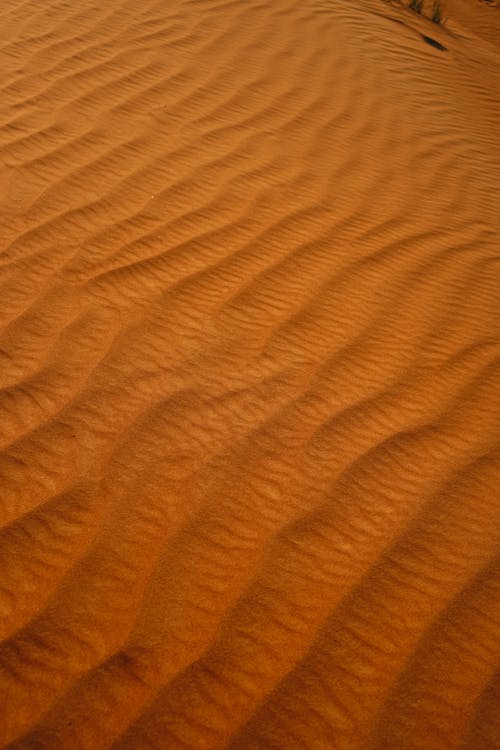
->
0 0 499 747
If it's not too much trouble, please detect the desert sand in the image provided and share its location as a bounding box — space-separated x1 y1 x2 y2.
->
0 0 499 747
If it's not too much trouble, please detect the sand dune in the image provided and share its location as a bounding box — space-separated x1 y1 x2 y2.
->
1 0 499 747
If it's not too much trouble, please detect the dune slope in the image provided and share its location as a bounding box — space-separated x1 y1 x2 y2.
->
0 0 500 747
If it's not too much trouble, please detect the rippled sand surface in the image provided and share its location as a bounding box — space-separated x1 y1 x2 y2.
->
1 0 500 747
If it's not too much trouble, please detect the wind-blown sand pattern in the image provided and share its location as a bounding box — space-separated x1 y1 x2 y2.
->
1 0 500 747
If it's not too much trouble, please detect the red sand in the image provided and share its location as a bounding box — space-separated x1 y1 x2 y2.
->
0 0 499 747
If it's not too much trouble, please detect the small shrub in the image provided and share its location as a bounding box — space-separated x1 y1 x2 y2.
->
409 0 424 13
431 0 444 23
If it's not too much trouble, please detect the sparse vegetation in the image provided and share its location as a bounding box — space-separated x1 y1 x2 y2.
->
405 0 445 25
431 0 444 24
409 0 424 13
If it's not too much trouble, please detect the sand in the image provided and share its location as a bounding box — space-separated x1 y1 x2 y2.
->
0 0 499 747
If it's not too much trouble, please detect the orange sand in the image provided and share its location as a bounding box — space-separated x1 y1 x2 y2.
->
1 0 500 747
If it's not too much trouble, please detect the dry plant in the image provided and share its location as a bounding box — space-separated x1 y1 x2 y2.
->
409 0 424 12
431 0 444 23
